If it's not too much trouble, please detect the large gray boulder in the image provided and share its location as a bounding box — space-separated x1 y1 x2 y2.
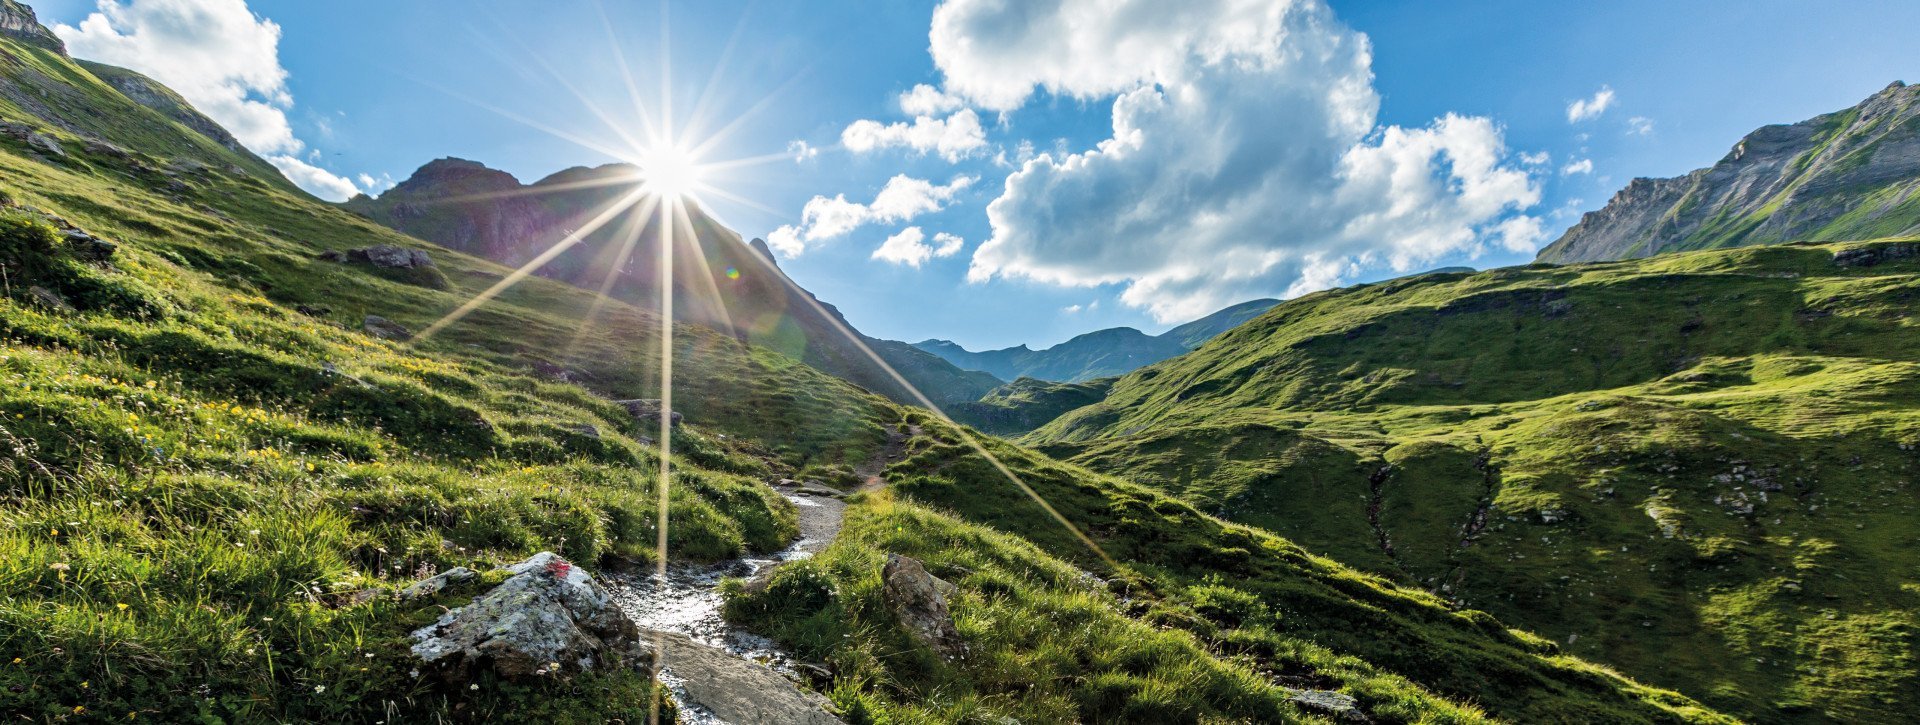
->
881 554 965 660
322 244 437 269
410 552 652 680
362 314 411 341
651 630 843 724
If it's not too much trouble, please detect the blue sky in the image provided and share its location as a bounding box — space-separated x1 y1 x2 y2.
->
31 0 1920 350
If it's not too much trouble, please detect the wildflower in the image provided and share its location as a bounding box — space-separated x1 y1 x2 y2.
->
10 658 20 664
73 706 85 715
116 603 129 612
314 685 326 694
469 684 479 691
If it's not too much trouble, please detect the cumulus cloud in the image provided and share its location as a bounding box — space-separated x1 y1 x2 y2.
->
1518 150 1550 166
55 0 364 201
871 227 968 267
841 109 987 162
943 0 1544 322
1562 158 1594 175
899 83 965 116
1626 116 1655 136
1567 86 1615 123
766 175 976 257
787 140 820 162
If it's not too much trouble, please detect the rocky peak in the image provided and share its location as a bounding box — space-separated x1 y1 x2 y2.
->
0 0 63 54
1537 81 1920 264
379 157 522 199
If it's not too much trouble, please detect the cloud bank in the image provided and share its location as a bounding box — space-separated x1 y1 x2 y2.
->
55 0 366 201
767 174 975 256
932 0 1544 322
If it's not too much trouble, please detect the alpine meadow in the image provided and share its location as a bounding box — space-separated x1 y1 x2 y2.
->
1 0 1916 723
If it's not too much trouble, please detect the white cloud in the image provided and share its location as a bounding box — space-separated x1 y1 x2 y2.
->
1626 116 1655 136
899 83 965 116
1562 158 1594 175
787 139 819 162
1063 303 1084 313
768 175 976 257
932 232 965 256
1518 150 1550 166
55 0 364 201
1567 85 1615 123
945 0 1543 322
870 227 968 268
841 109 987 162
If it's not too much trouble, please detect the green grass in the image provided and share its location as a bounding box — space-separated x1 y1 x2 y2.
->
0 29 1747 723
1026 240 1920 722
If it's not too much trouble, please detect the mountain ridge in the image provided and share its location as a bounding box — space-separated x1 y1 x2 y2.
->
345 157 1002 407
913 298 1281 383
1538 81 1920 263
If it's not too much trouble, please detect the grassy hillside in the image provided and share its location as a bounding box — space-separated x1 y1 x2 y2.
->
1028 242 1920 722
948 376 1114 435
0 29 1746 722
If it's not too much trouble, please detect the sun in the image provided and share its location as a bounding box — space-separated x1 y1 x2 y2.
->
638 143 703 200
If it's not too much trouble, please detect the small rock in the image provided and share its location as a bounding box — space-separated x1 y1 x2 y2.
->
793 662 834 688
411 553 651 680
881 553 966 659
62 229 116 262
362 315 411 341
27 286 74 313
320 244 436 269
295 304 333 317
565 423 601 440
398 566 478 601
615 398 682 427
1287 689 1368 722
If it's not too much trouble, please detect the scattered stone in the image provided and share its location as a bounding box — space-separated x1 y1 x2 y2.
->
295 303 333 317
565 423 601 440
616 399 682 427
531 360 587 383
793 662 834 689
0 122 65 158
398 566 478 601
411 552 651 680
1287 689 1369 722
362 315 411 341
881 553 966 660
27 285 73 313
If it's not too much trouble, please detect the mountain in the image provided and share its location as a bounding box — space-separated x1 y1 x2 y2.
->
1025 244 1920 722
344 158 1000 407
1539 81 1920 263
915 298 1280 383
0 6 1737 721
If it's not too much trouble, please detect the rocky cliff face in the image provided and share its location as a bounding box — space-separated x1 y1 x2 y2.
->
1539 81 1920 263
346 159 1000 406
0 0 63 54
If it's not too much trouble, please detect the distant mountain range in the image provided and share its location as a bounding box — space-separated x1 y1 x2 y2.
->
345 158 1000 406
1539 81 1920 263
913 299 1281 383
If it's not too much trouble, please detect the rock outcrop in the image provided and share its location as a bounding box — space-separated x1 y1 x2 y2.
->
650 630 844 725
880 554 965 660
362 315 411 341
0 0 64 54
411 553 652 680
320 244 437 269
1538 81 1920 263
615 398 682 427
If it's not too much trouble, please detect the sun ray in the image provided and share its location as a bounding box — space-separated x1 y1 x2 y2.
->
686 70 811 161
495 24 652 158
414 73 637 162
684 183 786 219
421 172 644 206
592 0 661 144
566 193 665 357
668 195 740 340
413 187 648 342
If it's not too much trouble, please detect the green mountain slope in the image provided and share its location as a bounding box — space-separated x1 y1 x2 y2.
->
1027 244 1920 722
344 158 1001 407
0 16 1739 723
1538 82 1920 263
913 298 1280 383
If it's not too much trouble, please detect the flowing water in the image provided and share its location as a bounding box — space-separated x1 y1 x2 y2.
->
608 486 848 722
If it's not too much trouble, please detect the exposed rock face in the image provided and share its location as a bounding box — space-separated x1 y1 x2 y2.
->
28 285 72 313
344 158 1002 407
0 120 63 157
1539 81 1920 263
1288 689 1369 722
362 315 411 341
0 0 64 54
411 553 652 680
880 554 965 659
